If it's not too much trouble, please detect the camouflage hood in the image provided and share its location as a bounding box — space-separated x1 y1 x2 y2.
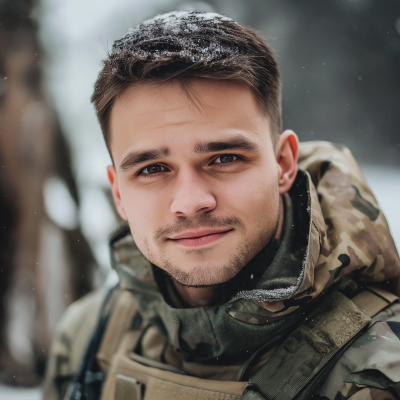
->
110 141 400 362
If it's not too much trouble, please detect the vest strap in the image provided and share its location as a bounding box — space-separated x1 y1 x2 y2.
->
242 291 369 400
352 285 398 317
97 290 139 374
241 287 398 400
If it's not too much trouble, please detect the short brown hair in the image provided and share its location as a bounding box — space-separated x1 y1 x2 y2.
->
91 11 281 154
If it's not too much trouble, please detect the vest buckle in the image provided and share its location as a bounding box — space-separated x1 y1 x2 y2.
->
115 374 143 400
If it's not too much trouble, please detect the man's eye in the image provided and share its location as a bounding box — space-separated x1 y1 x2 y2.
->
140 164 166 175
214 154 238 164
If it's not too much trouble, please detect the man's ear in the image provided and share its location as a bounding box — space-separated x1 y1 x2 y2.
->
276 130 299 195
107 165 128 221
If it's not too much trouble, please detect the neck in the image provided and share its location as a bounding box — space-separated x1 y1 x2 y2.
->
172 196 285 307
173 283 217 307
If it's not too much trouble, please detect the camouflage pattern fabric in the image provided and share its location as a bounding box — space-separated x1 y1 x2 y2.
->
230 141 400 314
42 141 400 400
315 303 400 400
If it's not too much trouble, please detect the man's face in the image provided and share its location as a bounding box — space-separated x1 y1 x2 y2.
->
108 80 282 287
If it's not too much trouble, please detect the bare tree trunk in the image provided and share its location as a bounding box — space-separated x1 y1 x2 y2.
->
0 0 96 386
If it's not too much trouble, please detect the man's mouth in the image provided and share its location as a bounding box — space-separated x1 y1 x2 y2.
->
168 228 233 248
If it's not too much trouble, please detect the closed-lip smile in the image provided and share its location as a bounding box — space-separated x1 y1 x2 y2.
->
169 228 232 247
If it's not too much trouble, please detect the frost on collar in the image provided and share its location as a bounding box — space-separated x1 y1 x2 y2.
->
111 11 239 66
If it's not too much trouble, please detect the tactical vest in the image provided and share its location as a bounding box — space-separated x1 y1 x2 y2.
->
68 286 398 400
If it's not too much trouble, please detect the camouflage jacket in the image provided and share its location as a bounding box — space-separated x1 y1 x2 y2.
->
43 141 400 400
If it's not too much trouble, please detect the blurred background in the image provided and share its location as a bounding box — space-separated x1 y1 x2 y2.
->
0 0 399 397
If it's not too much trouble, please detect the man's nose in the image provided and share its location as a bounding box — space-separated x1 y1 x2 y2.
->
170 170 217 217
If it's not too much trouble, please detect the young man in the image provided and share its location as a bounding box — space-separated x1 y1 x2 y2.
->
43 11 400 400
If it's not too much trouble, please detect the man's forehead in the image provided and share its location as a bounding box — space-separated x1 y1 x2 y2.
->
109 79 271 159
112 80 264 125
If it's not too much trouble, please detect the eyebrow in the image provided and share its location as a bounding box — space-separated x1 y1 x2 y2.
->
120 147 170 171
119 135 259 171
194 135 260 153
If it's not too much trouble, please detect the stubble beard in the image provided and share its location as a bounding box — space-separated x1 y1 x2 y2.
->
141 205 280 288
161 242 249 288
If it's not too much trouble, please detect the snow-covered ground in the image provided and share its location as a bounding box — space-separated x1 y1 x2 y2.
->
361 164 400 251
0 384 41 400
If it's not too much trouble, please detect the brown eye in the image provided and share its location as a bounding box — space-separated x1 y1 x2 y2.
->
214 154 238 164
141 164 166 174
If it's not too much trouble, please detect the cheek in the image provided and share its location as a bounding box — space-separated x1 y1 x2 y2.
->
119 184 168 241
218 167 279 224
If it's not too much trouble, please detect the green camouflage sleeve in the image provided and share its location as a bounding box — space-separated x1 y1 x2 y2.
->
42 288 107 400
347 387 399 399
316 303 400 400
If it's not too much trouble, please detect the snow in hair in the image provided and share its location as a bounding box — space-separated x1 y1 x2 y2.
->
111 11 240 67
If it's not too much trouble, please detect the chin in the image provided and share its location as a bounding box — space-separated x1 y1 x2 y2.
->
164 260 245 288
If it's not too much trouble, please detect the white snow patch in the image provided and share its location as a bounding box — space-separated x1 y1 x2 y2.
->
232 259 306 302
361 164 400 251
0 385 41 400
145 10 232 25
113 10 238 64
43 176 79 230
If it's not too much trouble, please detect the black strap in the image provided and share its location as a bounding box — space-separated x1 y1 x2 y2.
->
68 287 115 400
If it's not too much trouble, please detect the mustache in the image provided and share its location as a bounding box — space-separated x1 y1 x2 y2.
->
154 214 245 245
